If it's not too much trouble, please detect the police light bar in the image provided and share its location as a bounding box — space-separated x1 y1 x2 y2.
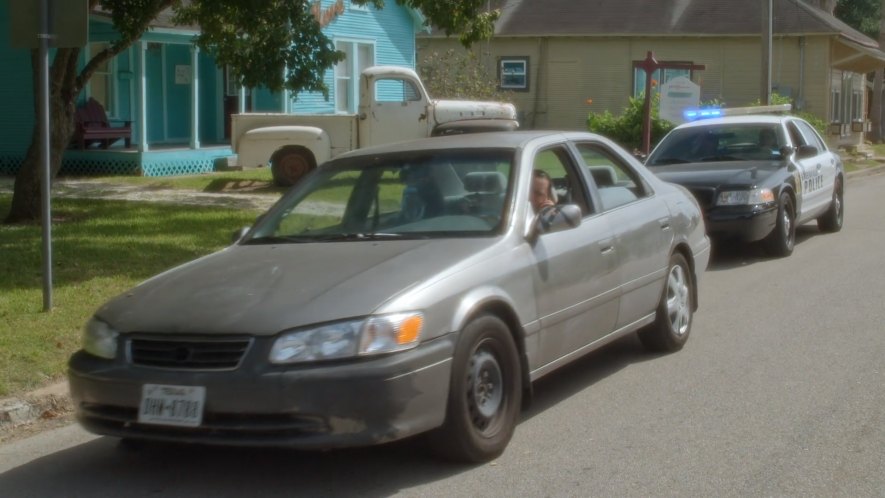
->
683 104 792 121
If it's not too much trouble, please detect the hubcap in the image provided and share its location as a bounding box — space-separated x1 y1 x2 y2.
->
666 264 691 336
782 204 794 247
279 154 309 184
467 347 504 431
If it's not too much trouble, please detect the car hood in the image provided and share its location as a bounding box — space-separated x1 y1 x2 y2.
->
97 238 498 336
650 161 781 188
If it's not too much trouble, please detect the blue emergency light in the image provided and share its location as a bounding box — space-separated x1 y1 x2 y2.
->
683 107 723 121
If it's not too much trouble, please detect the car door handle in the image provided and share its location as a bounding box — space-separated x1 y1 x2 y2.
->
600 245 614 255
659 221 671 231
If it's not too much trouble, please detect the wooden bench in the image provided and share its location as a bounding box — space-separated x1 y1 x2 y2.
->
72 98 132 149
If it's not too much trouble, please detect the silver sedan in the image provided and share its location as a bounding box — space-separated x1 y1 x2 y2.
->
69 130 711 463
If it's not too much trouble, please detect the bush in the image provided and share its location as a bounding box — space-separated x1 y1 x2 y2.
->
586 93 674 152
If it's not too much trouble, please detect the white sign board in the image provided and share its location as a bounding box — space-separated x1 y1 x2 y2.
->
660 76 701 124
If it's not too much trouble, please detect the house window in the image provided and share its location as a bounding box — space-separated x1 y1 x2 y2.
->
632 66 691 98
830 88 841 122
334 40 374 113
499 57 529 91
89 42 115 116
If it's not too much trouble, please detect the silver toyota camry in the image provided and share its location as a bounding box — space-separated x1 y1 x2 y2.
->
69 130 711 463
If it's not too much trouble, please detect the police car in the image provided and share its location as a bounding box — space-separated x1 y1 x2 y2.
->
645 111 843 257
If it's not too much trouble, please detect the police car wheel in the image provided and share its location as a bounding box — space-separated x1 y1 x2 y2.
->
764 192 795 258
817 177 843 233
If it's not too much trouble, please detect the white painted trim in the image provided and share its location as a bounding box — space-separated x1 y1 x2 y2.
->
190 45 201 149
138 42 149 152
161 44 169 143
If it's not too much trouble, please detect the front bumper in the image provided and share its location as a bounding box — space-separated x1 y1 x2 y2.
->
68 334 454 449
705 203 777 243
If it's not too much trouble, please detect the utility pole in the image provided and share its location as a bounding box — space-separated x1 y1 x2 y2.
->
761 0 772 105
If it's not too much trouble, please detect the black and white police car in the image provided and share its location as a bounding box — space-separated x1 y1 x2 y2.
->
645 112 843 257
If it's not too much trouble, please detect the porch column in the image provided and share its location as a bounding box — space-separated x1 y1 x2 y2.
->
239 86 246 113
138 41 149 152
190 45 200 149
282 66 290 113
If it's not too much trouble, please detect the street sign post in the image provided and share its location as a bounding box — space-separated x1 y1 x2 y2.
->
9 0 89 311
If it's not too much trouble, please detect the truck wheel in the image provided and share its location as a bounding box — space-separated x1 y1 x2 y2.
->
270 147 315 187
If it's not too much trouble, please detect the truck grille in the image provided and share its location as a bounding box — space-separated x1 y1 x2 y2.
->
129 337 252 370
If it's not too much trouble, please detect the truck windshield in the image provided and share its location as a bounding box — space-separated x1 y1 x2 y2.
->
245 149 514 243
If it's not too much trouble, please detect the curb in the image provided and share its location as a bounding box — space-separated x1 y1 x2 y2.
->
0 381 72 435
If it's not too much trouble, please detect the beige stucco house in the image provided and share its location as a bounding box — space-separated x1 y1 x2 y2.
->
417 0 885 149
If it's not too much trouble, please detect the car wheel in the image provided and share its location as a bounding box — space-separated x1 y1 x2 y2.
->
817 176 844 233
638 253 693 352
763 192 795 257
271 147 315 187
428 314 522 463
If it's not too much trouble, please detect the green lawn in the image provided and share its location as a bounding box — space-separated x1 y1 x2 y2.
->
0 195 262 397
67 167 282 193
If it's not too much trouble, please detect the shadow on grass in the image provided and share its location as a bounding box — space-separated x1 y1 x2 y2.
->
201 178 284 194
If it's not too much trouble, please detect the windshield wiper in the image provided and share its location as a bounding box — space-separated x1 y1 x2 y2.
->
313 232 410 241
242 235 320 245
650 157 690 165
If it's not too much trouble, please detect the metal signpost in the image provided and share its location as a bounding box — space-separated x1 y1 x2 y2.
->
10 0 88 311
633 52 705 156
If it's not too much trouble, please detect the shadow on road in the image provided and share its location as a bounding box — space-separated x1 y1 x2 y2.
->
705 225 818 271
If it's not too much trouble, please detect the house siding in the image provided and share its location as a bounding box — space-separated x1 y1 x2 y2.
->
420 34 841 134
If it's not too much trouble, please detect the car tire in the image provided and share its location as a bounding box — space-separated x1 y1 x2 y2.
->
270 147 315 187
428 314 522 463
763 192 795 257
817 176 844 233
637 253 693 352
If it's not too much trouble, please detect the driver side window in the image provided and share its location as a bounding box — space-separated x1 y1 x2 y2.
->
532 146 591 215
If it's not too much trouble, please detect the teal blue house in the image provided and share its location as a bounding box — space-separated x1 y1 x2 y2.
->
0 0 424 176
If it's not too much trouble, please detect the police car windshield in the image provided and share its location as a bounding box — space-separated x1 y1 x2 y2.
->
648 124 784 166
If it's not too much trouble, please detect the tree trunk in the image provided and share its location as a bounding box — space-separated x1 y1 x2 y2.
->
4 46 102 224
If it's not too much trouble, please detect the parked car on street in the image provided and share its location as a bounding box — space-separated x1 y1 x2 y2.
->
69 131 711 462
645 114 844 257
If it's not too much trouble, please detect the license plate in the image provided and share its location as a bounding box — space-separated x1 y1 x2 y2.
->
138 384 205 427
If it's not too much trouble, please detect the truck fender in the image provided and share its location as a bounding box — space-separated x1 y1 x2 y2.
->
237 126 332 169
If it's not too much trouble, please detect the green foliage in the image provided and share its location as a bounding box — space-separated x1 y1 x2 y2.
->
398 0 500 47
419 49 512 101
586 94 675 152
834 0 880 39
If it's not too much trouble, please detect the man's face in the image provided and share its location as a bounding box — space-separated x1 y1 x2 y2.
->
531 176 552 212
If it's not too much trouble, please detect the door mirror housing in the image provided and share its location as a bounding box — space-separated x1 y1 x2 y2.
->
232 226 251 244
794 144 818 160
529 204 582 242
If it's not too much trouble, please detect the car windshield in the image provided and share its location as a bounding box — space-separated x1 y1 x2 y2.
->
647 123 784 166
245 148 514 243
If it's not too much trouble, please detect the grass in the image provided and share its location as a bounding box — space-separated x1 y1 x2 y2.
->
63 168 283 194
0 195 262 397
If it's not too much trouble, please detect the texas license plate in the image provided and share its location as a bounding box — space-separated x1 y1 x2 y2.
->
138 384 205 427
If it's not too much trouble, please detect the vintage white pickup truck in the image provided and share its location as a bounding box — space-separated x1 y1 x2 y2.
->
231 66 519 186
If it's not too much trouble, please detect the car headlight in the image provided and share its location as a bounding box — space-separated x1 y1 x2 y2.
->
715 188 775 206
269 312 424 365
82 317 119 359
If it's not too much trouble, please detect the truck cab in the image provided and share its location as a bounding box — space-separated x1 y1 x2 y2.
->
232 66 518 186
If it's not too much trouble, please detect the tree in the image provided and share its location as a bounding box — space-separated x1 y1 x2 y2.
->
419 49 511 101
4 0 499 224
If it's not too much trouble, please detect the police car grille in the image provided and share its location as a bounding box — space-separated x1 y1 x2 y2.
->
129 337 251 370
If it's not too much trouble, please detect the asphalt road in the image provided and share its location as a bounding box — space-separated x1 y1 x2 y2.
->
1 172 883 497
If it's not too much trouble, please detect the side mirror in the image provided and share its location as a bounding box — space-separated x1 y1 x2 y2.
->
778 145 795 158
231 226 250 244
530 204 582 242
795 144 818 159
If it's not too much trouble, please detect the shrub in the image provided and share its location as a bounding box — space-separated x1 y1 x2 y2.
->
586 93 674 152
